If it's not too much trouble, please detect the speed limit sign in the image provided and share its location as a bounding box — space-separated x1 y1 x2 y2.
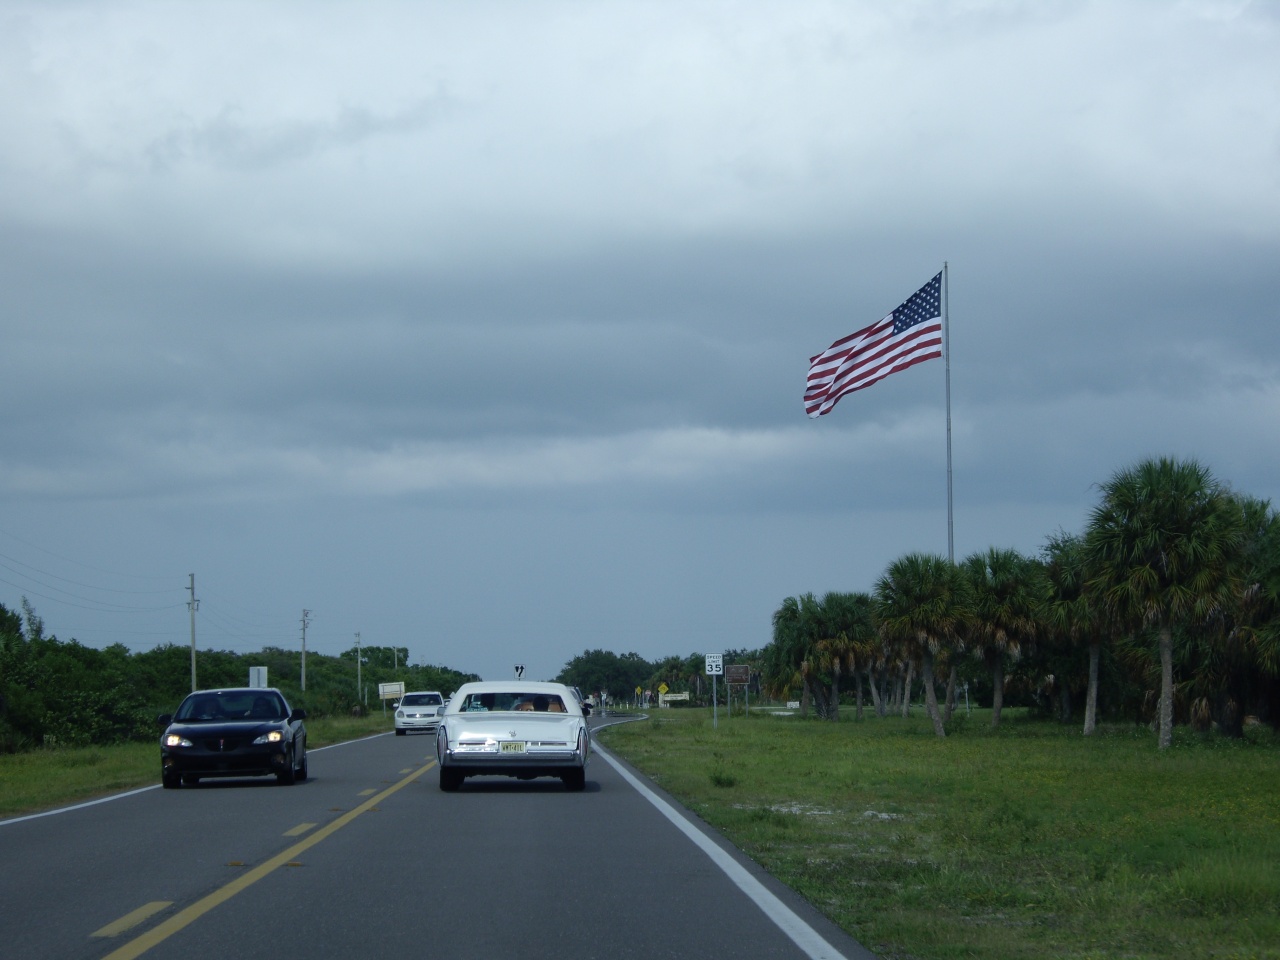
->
705 653 723 676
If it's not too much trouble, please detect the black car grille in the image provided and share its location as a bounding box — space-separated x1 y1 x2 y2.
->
201 738 246 752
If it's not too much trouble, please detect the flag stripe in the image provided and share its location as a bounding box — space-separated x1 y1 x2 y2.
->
804 272 943 418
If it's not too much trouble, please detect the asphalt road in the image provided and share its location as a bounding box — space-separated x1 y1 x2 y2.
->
0 717 877 960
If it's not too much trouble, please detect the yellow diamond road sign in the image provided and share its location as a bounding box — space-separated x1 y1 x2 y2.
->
658 682 669 694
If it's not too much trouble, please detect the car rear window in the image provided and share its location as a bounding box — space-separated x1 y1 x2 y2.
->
458 692 568 713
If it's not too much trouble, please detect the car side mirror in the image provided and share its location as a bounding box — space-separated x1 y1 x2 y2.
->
157 714 173 726
290 709 307 721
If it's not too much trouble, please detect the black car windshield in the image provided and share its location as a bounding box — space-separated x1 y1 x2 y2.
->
401 694 442 706
177 692 287 721
458 692 567 713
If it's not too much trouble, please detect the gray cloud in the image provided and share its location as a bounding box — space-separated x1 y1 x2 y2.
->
1 0 1277 681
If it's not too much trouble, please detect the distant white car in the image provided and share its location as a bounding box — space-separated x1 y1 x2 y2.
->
395 691 445 735
435 681 590 791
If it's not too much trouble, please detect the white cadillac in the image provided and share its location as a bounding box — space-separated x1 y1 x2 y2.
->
435 681 591 791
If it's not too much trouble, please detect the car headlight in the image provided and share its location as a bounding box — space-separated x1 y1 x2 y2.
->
253 730 285 744
164 734 193 748
396 710 405 718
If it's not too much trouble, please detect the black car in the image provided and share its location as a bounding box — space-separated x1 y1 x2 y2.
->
159 687 308 788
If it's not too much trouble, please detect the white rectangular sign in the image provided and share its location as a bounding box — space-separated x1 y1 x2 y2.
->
705 653 723 676
379 681 405 701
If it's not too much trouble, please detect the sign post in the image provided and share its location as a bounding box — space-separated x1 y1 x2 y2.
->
726 664 750 718
378 681 405 718
705 653 723 728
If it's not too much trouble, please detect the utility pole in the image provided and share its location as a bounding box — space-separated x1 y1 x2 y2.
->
187 573 199 692
300 609 311 692
355 631 362 701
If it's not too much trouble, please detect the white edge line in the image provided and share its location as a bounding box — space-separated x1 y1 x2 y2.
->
0 731 393 827
593 740 853 960
0 785 160 826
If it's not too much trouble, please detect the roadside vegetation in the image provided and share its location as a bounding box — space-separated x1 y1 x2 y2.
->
0 598 475 754
598 706 1280 960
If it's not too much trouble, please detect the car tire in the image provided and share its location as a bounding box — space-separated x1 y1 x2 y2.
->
296 748 308 782
395 728 406 736
562 768 586 792
439 767 463 792
277 749 297 785
162 769 181 789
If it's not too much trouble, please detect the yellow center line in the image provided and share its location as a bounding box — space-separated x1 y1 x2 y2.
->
357 788 376 796
283 822 317 837
92 902 173 938
101 761 436 960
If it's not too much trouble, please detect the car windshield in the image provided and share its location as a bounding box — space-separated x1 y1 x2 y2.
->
401 694 442 706
176 692 287 721
457 691 567 713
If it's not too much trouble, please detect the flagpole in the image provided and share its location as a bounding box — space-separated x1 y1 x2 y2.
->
943 261 954 563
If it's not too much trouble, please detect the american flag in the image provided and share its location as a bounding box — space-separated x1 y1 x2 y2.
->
804 272 943 418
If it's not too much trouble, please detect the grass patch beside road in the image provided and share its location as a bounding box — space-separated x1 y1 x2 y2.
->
0 713 394 819
597 707 1280 960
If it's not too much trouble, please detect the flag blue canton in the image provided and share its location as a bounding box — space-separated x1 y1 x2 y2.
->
892 273 942 335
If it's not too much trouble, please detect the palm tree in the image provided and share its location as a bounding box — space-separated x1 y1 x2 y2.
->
1042 531 1107 735
875 553 972 737
963 547 1048 728
1084 457 1245 749
813 592 876 722
764 596 806 710
766 594 829 716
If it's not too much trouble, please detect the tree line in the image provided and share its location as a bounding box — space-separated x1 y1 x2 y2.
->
761 456 1280 747
6 456 1275 753
0 598 478 752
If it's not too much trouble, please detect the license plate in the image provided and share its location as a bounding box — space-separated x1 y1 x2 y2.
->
500 741 525 754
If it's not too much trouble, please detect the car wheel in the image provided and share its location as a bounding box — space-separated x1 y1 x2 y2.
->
162 769 181 789
277 749 297 785
439 767 463 792
296 747 308 782
395 728 406 736
562 768 586 792
182 774 201 786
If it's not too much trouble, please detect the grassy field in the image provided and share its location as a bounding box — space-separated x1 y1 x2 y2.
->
0 713 395 819
596 707 1280 960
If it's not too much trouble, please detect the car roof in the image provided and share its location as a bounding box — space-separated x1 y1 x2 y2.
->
187 687 285 697
401 690 443 695
453 681 571 694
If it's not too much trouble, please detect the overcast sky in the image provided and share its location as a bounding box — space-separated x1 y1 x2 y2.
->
1 1 1277 686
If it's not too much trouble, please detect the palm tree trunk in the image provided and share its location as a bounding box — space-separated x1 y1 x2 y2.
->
869 667 886 717
830 661 840 722
1158 625 1174 749
991 657 1005 729
922 649 946 737
855 670 864 721
944 665 957 722
900 661 914 718
1083 641 1100 736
